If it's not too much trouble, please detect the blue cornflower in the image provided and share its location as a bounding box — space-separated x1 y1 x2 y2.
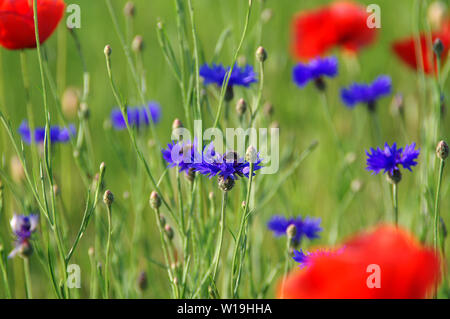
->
292 56 338 89
161 139 201 174
8 214 39 258
18 121 76 144
200 63 257 88
341 75 392 110
193 146 263 181
111 102 162 130
267 215 322 243
366 142 420 175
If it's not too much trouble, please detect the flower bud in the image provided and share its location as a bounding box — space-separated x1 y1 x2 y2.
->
263 102 274 117
62 87 80 119
150 191 161 209
19 241 33 258
132 35 144 52
53 184 60 197
164 224 174 240
208 192 214 200
246 145 258 163
159 215 166 228
387 170 402 184
172 118 183 130
79 102 90 120
10 155 25 183
390 93 404 117
351 179 363 193
256 46 267 63
436 140 449 160
225 86 234 102
433 38 444 56
88 247 95 257
236 98 247 116
185 167 196 183
218 176 235 192
428 1 447 30
104 45 112 57
261 8 273 23
103 190 114 207
124 1 135 17
137 271 148 291
286 224 297 239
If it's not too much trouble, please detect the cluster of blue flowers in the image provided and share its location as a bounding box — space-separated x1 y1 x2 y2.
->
267 215 322 243
161 140 262 187
292 56 392 111
18 121 76 144
110 102 162 130
200 63 258 89
8 214 39 259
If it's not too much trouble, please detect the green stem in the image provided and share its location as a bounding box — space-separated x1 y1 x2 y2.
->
23 257 32 299
0 248 11 298
434 160 444 254
280 237 291 299
393 183 398 227
104 204 112 299
212 191 227 281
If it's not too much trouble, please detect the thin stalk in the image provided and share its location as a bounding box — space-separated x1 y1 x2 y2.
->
213 1 253 129
434 160 445 254
231 162 254 297
104 204 112 299
23 257 32 299
212 191 228 281
280 238 291 299
393 183 399 227
0 248 12 298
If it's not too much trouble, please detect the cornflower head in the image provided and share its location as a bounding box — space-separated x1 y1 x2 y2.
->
200 63 258 101
8 214 39 258
340 75 392 111
19 121 76 144
292 56 338 90
267 215 322 244
366 142 420 182
161 138 201 174
293 247 345 268
111 102 161 130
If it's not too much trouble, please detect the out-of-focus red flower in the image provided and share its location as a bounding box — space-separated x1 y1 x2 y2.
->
279 225 441 299
291 1 377 60
392 22 450 74
0 0 65 50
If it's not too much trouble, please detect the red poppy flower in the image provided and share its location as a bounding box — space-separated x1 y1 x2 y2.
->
291 1 377 60
392 22 450 74
0 0 65 50
279 225 441 299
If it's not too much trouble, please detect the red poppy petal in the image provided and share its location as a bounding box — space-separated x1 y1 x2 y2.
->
0 0 65 50
279 225 441 299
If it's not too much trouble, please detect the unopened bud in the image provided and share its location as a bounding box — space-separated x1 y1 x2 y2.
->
286 224 297 239
208 192 214 200
79 102 90 119
124 1 135 17
387 170 402 184
390 93 404 117
436 140 449 160
428 1 447 30
225 86 234 102
150 191 162 209
103 190 114 207
159 215 166 228
53 185 60 197
137 271 148 291
263 102 274 117
62 87 80 119
104 45 112 57
261 8 273 23
256 46 267 63
351 179 363 193
246 145 258 163
186 167 196 183
132 35 144 52
218 176 235 192
433 38 444 56
236 98 247 116
10 155 25 183
164 224 174 240
88 247 95 257
172 118 183 130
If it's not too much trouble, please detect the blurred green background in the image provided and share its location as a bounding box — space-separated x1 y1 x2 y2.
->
0 0 449 298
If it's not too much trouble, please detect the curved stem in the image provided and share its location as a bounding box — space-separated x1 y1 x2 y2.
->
23 257 32 299
104 204 112 299
212 191 227 282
